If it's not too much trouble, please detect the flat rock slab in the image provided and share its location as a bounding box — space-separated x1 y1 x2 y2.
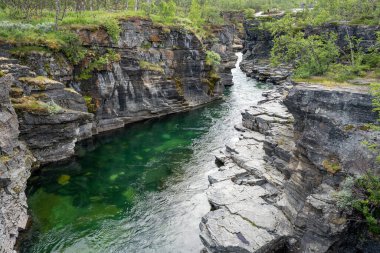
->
200 209 287 253
207 180 268 208
208 165 248 184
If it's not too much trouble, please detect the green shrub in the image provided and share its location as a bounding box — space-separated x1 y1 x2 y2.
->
139 60 164 73
205 51 221 67
78 50 121 80
271 32 339 77
336 173 380 234
59 32 87 64
102 19 121 42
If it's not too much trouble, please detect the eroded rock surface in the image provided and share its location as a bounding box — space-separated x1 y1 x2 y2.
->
200 71 380 252
0 73 34 253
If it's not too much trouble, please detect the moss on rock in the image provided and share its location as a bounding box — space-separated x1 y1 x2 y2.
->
12 96 62 115
139 60 164 73
19 76 61 90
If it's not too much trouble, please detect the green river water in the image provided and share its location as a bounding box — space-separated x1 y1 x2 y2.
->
20 53 271 253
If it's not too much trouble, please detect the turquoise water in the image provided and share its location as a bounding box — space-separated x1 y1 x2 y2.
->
20 53 271 253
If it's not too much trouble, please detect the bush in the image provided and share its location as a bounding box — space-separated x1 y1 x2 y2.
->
336 173 380 234
102 19 121 42
205 51 221 68
78 50 121 80
59 32 87 64
271 32 339 77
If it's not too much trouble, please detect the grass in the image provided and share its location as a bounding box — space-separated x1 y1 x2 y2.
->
19 76 61 90
293 76 358 88
323 157 341 174
139 60 164 73
10 46 51 57
83 95 98 113
12 96 62 114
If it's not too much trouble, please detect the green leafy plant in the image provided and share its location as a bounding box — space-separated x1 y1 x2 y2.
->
271 32 339 77
205 51 221 67
336 173 380 234
78 50 121 80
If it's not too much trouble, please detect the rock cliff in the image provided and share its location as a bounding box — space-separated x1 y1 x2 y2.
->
0 17 239 252
0 66 34 253
200 19 380 253
242 19 380 62
200 70 380 253
0 17 239 166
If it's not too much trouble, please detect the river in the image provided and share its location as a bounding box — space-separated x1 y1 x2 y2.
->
20 53 271 253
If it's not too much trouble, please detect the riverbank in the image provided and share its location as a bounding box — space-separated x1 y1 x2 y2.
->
16 53 272 252
0 14 242 251
199 43 380 253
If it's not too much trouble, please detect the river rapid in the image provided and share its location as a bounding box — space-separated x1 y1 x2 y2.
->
20 53 271 253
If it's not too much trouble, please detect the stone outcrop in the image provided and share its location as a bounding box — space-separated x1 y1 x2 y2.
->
0 17 240 252
242 19 380 62
204 25 238 87
201 19 380 251
0 17 240 166
200 68 380 252
0 58 93 166
0 70 34 253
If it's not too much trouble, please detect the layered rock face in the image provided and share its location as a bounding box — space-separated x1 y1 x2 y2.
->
0 67 34 253
242 20 380 62
283 84 379 252
0 17 238 165
0 58 93 166
0 17 239 252
201 19 380 253
205 25 238 87
85 19 224 124
200 70 380 252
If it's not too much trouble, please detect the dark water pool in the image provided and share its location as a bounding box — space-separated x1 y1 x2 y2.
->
20 53 271 253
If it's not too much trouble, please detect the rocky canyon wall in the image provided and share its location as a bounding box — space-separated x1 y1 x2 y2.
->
0 17 239 252
200 18 380 253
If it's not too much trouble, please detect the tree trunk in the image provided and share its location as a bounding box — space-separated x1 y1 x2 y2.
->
55 0 60 30
134 0 138 11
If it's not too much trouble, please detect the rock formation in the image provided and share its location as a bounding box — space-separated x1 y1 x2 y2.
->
0 17 239 252
200 20 380 253
0 61 34 253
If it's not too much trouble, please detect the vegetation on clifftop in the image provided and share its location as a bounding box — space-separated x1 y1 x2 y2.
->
267 0 380 82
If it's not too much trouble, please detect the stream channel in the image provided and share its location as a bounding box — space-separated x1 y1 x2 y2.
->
20 53 271 253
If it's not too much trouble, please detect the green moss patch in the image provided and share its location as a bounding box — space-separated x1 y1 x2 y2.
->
10 87 24 98
12 96 62 114
84 95 99 113
174 78 184 96
10 46 51 57
323 157 341 174
78 50 121 80
19 76 61 90
139 60 164 73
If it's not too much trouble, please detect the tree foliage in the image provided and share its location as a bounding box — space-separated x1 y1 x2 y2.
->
271 31 339 77
336 173 380 234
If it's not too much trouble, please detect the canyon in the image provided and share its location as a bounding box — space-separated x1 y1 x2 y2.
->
0 12 379 253
200 20 380 253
